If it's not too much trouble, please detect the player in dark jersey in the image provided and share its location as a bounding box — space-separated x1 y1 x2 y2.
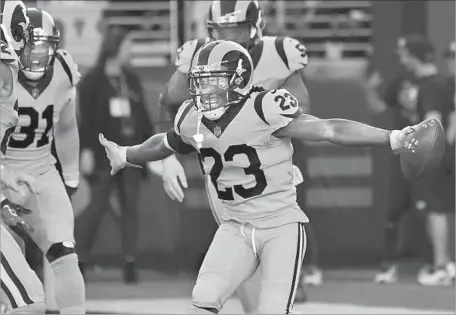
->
397 35 455 286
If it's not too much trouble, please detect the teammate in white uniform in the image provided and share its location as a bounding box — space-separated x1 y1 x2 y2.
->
1 8 85 314
1 1 47 313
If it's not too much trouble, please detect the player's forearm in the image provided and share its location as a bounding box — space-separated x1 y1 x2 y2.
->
126 133 173 165
0 63 13 98
160 70 191 113
325 119 390 146
280 71 310 113
54 123 80 186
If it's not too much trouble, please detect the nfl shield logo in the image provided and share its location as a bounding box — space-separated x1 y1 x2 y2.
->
214 125 222 138
32 88 39 99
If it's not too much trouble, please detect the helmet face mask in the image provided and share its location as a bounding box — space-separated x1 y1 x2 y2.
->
19 8 59 80
20 34 58 79
189 74 231 120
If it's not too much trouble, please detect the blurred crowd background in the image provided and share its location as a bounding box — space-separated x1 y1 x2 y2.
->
23 0 454 282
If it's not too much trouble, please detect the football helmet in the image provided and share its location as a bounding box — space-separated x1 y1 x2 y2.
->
1 0 33 58
188 40 253 120
20 8 59 80
206 0 265 50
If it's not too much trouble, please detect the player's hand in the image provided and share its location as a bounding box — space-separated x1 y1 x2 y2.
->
162 155 188 203
147 160 163 177
1 200 34 234
0 165 38 194
389 125 417 154
99 133 142 175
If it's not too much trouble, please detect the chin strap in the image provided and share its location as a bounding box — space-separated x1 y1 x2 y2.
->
193 109 204 150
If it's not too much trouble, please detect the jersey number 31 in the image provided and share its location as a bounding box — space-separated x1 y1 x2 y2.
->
8 105 54 149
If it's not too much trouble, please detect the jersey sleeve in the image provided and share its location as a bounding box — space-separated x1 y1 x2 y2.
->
175 39 198 74
164 99 196 154
280 36 308 73
255 88 303 132
55 49 81 86
175 38 208 74
0 40 18 63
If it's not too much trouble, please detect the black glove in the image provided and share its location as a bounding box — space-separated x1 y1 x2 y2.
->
1 199 34 234
65 185 78 198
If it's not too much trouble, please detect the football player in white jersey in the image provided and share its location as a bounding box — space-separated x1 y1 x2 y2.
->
1 1 47 313
149 0 314 310
1 8 85 314
100 40 417 314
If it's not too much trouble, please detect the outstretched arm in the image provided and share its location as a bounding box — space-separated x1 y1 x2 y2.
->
126 133 174 164
100 130 192 176
274 114 408 151
54 88 80 188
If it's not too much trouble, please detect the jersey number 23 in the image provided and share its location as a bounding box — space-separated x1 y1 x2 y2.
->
200 144 267 201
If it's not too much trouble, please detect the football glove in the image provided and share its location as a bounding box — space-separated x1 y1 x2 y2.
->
1 199 34 234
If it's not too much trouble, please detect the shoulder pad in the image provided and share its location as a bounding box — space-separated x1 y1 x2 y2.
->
253 88 302 131
275 36 308 72
55 49 81 86
175 38 210 74
174 99 195 135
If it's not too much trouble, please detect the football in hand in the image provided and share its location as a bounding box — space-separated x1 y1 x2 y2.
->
400 119 446 180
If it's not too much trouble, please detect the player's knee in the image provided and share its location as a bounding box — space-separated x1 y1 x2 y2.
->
46 241 76 263
49 252 79 274
191 282 222 312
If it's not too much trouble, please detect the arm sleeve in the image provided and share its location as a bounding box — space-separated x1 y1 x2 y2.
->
165 129 195 154
175 39 199 74
255 88 303 132
163 99 197 154
55 49 81 86
281 36 308 73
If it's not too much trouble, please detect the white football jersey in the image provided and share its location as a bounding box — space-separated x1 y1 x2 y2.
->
1 50 80 176
175 36 308 90
0 39 20 154
166 88 309 228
